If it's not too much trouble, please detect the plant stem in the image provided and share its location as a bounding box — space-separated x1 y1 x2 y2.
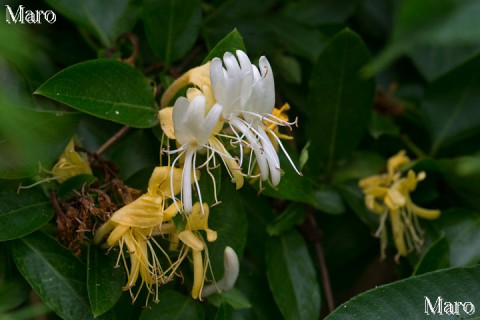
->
302 206 335 315
95 126 130 156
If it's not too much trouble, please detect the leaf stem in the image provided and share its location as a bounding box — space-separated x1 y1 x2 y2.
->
301 206 335 315
95 126 130 156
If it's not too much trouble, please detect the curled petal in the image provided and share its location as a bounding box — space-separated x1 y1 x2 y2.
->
179 230 204 251
158 107 175 139
201 246 239 298
410 203 440 220
148 166 184 198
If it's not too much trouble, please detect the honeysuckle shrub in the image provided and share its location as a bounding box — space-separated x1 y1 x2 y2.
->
1 0 480 319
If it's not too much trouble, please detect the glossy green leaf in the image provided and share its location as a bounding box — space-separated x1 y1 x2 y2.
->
208 288 252 310
9 232 94 320
413 236 450 275
267 203 306 236
203 29 246 63
0 180 52 241
266 230 321 320
214 303 246 320
35 60 157 128
208 177 247 279
435 208 480 267
336 182 378 230
0 96 80 179
143 0 201 65
423 54 480 155
87 245 125 317
365 0 480 75
307 29 374 175
0 280 30 313
110 130 160 181
261 144 315 206
313 185 345 215
139 290 204 320
44 0 140 46
326 266 480 319
409 44 480 82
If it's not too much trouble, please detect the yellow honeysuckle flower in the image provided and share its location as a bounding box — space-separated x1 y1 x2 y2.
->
359 150 440 260
52 139 92 183
93 166 187 304
156 202 217 299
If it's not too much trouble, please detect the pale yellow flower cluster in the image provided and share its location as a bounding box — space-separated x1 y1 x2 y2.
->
359 150 440 259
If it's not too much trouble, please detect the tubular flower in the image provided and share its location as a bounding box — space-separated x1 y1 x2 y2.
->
154 202 218 299
161 94 243 213
52 139 92 183
358 150 440 260
93 166 186 303
210 50 300 186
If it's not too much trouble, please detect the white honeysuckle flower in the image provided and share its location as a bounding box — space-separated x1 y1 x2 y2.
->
210 50 300 187
165 94 243 213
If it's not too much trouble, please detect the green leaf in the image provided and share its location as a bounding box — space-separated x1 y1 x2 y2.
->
266 230 321 320
0 280 31 313
423 54 480 155
282 0 356 26
413 236 450 275
312 185 345 215
203 29 246 63
0 96 80 179
87 245 125 317
435 208 480 267
35 60 157 128
8 232 94 320
325 266 480 319
143 0 202 65
336 182 379 230
208 178 248 279
365 0 480 75
267 203 306 236
139 290 204 320
44 0 141 46
0 180 53 242
208 288 252 310
307 29 374 175
409 44 480 82
214 303 246 320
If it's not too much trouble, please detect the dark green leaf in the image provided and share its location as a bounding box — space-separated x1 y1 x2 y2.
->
267 203 306 236
336 182 379 230
203 29 246 63
110 130 160 181
87 245 125 317
143 0 202 65
282 0 356 26
35 60 157 128
9 232 94 320
0 96 80 179
139 290 204 320
368 112 400 139
435 208 480 267
307 29 374 175
261 144 315 206
409 44 480 82
365 0 480 75
0 280 31 313
44 0 141 46
266 230 321 320
208 178 247 279
0 180 52 241
312 185 345 215
325 266 480 319
423 54 480 155
413 236 450 275
214 303 246 320
208 288 252 310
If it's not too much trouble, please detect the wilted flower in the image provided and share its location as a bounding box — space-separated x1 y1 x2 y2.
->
359 150 440 259
52 139 92 183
